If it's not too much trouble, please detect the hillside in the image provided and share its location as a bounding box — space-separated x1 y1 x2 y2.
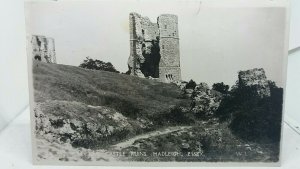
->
33 61 189 117
32 61 192 149
32 61 280 162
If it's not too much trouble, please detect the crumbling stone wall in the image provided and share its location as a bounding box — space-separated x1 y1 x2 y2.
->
31 35 56 63
238 68 271 97
128 13 181 83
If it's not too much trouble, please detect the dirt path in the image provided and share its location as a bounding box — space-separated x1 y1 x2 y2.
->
111 126 192 150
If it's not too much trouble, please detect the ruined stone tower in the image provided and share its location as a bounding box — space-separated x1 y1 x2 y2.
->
127 12 181 83
31 35 56 63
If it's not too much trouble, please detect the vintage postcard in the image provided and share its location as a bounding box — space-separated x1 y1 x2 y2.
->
25 0 289 166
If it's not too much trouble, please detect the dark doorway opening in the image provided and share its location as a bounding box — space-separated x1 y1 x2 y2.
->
140 40 161 78
34 55 41 61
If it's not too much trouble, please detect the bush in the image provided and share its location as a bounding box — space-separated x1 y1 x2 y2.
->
157 106 195 125
216 81 283 143
212 82 229 94
79 57 119 73
186 79 197 89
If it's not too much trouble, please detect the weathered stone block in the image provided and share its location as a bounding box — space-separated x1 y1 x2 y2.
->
238 68 271 97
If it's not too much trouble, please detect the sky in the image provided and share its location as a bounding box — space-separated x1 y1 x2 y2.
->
25 0 288 87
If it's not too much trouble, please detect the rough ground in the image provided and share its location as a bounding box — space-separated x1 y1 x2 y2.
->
36 137 117 162
118 120 279 162
32 61 280 162
112 126 192 150
32 60 191 161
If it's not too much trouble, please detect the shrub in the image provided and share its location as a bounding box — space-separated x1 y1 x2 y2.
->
216 81 283 143
186 79 197 89
79 57 119 73
159 106 195 125
212 82 229 94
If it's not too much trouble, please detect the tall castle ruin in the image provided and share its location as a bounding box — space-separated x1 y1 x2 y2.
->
31 35 56 63
127 12 181 83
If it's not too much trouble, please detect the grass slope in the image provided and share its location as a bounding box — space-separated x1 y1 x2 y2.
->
32 61 278 162
33 61 191 151
33 61 189 121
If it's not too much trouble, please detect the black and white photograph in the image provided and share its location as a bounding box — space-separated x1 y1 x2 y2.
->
25 0 289 166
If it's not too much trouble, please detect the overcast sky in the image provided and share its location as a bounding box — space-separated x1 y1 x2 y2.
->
25 0 288 87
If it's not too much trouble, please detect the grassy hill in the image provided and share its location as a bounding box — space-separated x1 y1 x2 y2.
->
32 61 191 149
32 61 279 162
33 61 189 118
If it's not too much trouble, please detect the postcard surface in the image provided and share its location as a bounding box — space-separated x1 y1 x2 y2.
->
25 0 289 166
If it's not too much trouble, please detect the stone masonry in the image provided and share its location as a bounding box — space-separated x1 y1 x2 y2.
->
127 12 181 83
31 35 56 63
238 68 271 97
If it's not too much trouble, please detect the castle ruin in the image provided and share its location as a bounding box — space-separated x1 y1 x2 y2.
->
127 12 181 83
31 35 56 63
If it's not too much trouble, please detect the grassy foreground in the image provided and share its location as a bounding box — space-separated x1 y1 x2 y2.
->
32 61 191 150
32 61 279 162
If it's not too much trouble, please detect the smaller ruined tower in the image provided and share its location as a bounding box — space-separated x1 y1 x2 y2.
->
31 35 56 63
